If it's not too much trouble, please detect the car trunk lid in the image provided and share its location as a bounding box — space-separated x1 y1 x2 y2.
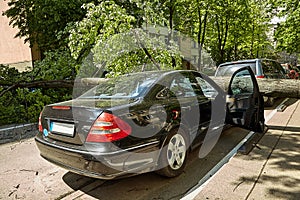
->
40 98 134 145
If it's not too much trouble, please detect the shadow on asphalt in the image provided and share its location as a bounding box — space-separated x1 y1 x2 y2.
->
62 127 251 200
264 98 298 110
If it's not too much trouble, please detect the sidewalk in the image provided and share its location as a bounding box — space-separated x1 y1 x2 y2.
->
193 100 300 200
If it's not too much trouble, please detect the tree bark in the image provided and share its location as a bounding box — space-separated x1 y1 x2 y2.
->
1 77 300 99
211 77 300 99
0 80 74 97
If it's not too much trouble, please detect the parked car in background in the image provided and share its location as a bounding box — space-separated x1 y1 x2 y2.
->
215 58 287 106
35 68 264 179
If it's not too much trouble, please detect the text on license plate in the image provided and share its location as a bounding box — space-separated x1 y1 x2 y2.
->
50 121 75 137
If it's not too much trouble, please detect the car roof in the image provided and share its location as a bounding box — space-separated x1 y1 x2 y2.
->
117 69 201 78
218 58 278 67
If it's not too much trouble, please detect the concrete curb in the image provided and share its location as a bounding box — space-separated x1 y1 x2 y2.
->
0 123 38 144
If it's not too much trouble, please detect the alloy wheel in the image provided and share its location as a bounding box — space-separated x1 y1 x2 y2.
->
167 133 186 170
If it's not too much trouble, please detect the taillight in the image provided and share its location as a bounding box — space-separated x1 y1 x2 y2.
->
38 112 43 132
86 112 131 143
256 75 265 78
52 106 70 110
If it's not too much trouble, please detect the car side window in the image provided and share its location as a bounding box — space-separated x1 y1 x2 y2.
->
195 77 218 98
230 70 254 95
262 60 285 79
272 61 286 78
170 76 197 97
262 61 274 78
155 73 208 99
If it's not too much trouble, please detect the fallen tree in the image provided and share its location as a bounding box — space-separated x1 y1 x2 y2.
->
211 77 300 99
0 80 74 97
0 78 107 97
1 77 300 99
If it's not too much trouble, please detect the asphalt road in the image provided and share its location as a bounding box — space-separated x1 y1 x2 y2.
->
0 98 298 200
0 126 253 200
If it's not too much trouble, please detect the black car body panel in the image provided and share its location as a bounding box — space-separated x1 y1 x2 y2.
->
35 134 160 179
226 67 265 133
35 69 264 179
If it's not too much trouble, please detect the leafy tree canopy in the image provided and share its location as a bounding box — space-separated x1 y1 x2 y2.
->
68 1 183 76
68 1 137 62
272 0 300 54
3 0 93 53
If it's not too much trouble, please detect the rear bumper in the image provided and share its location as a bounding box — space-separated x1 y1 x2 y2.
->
35 136 160 179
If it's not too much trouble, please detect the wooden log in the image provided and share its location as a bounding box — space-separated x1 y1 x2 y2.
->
256 78 300 98
1 76 300 99
210 76 300 99
79 78 108 85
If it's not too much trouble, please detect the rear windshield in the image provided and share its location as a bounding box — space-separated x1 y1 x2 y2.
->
215 62 256 76
79 73 161 99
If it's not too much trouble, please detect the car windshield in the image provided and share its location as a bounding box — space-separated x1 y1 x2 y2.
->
78 72 161 99
216 62 256 76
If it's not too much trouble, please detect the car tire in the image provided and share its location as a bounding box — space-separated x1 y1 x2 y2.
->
156 128 188 177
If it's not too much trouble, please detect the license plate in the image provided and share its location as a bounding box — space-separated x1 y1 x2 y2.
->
50 121 75 137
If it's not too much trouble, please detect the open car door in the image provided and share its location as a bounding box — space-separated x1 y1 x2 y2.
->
226 66 265 133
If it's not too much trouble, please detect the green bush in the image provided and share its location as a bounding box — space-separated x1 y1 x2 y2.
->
0 48 75 126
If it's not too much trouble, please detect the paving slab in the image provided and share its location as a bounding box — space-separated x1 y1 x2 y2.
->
193 100 300 200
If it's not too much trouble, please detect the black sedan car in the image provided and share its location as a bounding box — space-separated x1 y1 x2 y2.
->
35 68 264 179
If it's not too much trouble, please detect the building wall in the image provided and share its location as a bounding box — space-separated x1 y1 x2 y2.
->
0 1 32 71
146 25 215 73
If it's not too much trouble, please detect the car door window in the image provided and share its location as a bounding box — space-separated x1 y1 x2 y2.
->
227 66 264 133
156 74 198 99
262 60 285 79
272 61 286 78
229 70 254 95
195 77 218 99
262 61 274 78
170 75 196 97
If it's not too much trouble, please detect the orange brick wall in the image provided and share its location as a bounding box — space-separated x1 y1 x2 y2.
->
0 1 32 70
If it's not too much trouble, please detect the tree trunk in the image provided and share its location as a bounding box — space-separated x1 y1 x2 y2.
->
0 80 74 97
211 77 300 99
2 77 300 99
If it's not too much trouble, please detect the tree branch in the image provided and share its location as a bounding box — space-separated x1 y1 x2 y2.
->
0 80 74 97
133 30 161 70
